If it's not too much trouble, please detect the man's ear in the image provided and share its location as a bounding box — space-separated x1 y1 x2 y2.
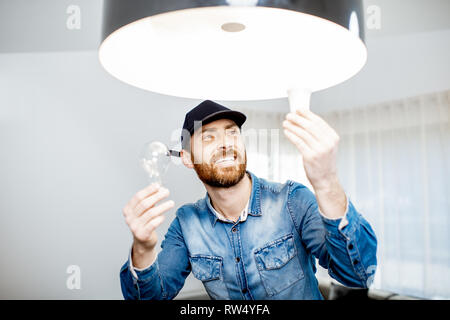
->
181 150 194 169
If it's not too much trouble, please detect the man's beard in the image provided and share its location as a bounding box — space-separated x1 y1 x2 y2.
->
192 149 247 188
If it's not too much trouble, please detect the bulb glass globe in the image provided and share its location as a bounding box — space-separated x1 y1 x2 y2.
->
139 141 171 185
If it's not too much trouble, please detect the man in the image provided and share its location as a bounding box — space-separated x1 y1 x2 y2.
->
120 100 377 300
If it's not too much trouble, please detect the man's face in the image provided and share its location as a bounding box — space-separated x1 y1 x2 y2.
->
189 118 247 188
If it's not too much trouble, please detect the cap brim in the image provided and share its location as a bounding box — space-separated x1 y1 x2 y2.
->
189 110 247 135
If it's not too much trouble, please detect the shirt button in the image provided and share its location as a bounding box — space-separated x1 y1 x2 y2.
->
232 227 237 233
235 257 240 263
242 288 248 294
348 244 354 250
353 259 359 265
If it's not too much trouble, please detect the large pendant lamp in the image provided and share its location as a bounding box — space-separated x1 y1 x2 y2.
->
99 0 366 111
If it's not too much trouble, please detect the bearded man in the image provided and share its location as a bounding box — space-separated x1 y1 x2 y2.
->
120 100 377 300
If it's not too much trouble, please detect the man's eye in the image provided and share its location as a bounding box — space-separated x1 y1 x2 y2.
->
228 129 238 135
203 135 213 140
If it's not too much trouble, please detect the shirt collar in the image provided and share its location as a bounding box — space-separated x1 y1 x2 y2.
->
208 197 249 224
205 170 262 227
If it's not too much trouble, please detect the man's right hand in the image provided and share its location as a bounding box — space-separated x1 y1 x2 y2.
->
122 183 174 268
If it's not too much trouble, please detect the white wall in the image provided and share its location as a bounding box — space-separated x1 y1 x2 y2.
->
0 51 208 299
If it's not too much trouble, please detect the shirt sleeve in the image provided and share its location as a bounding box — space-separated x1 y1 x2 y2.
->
287 182 378 288
119 215 191 300
127 246 157 280
317 193 349 231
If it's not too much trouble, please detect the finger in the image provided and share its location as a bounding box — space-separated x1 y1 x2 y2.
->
143 215 166 234
126 183 161 213
294 108 317 122
296 109 339 141
134 187 170 217
282 119 321 151
140 200 175 226
283 128 314 159
286 112 325 142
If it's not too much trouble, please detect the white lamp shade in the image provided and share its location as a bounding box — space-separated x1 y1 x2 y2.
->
99 0 367 101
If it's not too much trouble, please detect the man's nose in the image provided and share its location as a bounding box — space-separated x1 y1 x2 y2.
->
218 134 235 151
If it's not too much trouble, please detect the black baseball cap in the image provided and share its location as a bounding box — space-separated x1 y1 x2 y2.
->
180 100 247 152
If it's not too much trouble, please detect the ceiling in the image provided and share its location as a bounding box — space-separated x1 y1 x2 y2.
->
0 0 449 53
0 0 449 114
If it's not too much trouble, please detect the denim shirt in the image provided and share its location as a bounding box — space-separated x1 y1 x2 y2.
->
120 171 377 300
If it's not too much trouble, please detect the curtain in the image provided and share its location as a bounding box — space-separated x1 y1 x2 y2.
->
241 89 450 299
241 108 314 191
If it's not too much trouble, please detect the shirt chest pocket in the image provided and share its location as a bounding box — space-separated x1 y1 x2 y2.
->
189 255 229 299
254 233 305 296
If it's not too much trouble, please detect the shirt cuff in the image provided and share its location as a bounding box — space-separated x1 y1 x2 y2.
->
128 245 157 280
317 193 350 231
